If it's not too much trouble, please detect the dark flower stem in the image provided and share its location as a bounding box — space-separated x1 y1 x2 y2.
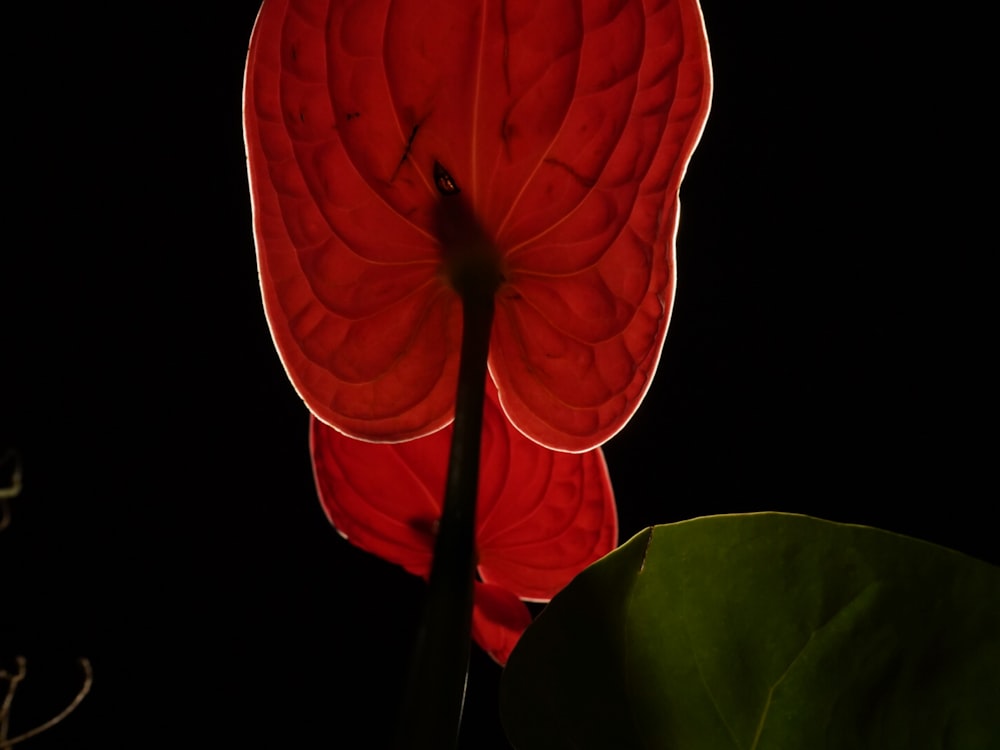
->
394 285 496 749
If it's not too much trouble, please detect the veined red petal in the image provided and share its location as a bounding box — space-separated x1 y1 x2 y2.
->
246 0 712 451
310 380 617 660
489 0 712 451
310 413 445 578
476 438 617 602
245 0 462 443
475 391 618 602
472 582 533 666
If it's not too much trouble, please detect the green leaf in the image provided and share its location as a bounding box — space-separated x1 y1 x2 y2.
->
501 513 1000 749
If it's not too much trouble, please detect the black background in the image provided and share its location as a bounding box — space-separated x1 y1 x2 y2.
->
2 2 993 747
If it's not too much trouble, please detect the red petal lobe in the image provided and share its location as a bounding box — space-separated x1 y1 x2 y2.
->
472 582 533 666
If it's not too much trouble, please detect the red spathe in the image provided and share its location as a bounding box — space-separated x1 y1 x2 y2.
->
245 0 713 452
310 382 617 664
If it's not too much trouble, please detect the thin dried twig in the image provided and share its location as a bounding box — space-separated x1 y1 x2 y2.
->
0 450 22 533
0 658 93 749
0 657 27 741
1 457 93 745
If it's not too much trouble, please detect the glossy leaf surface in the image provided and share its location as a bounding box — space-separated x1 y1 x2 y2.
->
244 0 713 451
501 513 1000 749
310 382 617 664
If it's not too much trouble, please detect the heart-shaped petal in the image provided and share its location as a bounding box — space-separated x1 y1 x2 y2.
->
309 380 617 662
245 0 713 451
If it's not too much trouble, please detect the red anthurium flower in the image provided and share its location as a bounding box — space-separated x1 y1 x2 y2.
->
244 0 712 452
310 380 617 664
